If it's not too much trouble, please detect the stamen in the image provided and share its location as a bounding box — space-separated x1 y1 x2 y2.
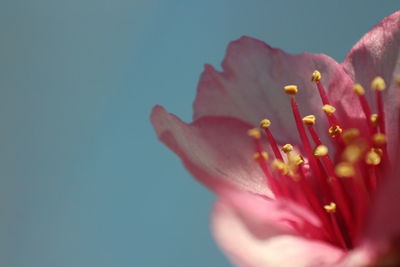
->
248 128 261 139
311 70 342 128
260 119 284 161
342 129 360 144
272 159 289 175
370 114 378 126
314 145 329 157
253 151 268 161
365 150 381 166
324 202 337 213
335 162 355 178
304 115 322 146
342 144 363 163
324 201 350 250
352 84 365 95
303 115 316 125
285 85 331 198
371 76 386 91
322 104 336 116
372 133 387 146
371 77 386 134
248 132 283 196
284 85 298 95
329 125 343 138
311 70 322 83
353 84 374 133
281 144 294 153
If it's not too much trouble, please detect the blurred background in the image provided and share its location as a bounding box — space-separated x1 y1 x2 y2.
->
0 1 398 266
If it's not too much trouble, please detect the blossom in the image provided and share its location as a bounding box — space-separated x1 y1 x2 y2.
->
151 11 400 267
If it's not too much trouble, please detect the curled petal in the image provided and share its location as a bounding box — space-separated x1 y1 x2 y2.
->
151 105 273 197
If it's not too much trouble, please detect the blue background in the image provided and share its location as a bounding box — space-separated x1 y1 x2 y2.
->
0 1 398 266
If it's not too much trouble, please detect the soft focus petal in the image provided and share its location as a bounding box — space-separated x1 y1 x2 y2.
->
336 245 373 267
194 36 356 143
212 200 344 267
150 105 273 197
343 11 400 147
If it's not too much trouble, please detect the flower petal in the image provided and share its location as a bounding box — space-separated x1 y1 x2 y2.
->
343 11 400 147
212 199 344 267
193 36 356 144
151 105 273 197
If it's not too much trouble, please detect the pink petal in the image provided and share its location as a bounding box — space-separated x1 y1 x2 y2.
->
342 11 400 146
216 185 322 236
150 105 273 197
193 36 356 144
212 200 345 267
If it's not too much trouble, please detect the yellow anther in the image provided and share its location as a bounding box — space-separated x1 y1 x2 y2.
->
322 104 336 115
284 85 298 95
373 133 387 146
365 150 381 165
371 76 386 91
342 144 363 163
302 115 316 125
281 144 294 153
329 125 343 138
248 128 261 139
370 114 379 126
342 128 360 144
397 75 400 87
324 202 337 213
295 155 304 165
272 159 289 175
253 151 269 161
313 145 328 157
335 162 355 178
311 70 321 82
259 119 271 129
353 84 365 95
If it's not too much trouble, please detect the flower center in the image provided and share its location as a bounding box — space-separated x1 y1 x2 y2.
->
247 71 400 250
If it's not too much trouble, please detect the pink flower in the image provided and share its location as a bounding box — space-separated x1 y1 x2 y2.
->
151 11 400 267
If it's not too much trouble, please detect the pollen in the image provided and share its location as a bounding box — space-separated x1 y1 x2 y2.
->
335 162 355 178
365 150 381 165
253 151 269 161
295 155 304 165
259 119 271 129
281 144 294 153
372 133 387 146
329 125 343 138
371 76 386 91
324 202 337 213
313 145 328 157
342 144 363 163
284 85 298 95
311 70 321 82
272 159 288 175
248 128 261 139
342 128 360 144
322 104 336 115
352 84 365 95
397 75 400 87
302 115 316 125
370 114 379 126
